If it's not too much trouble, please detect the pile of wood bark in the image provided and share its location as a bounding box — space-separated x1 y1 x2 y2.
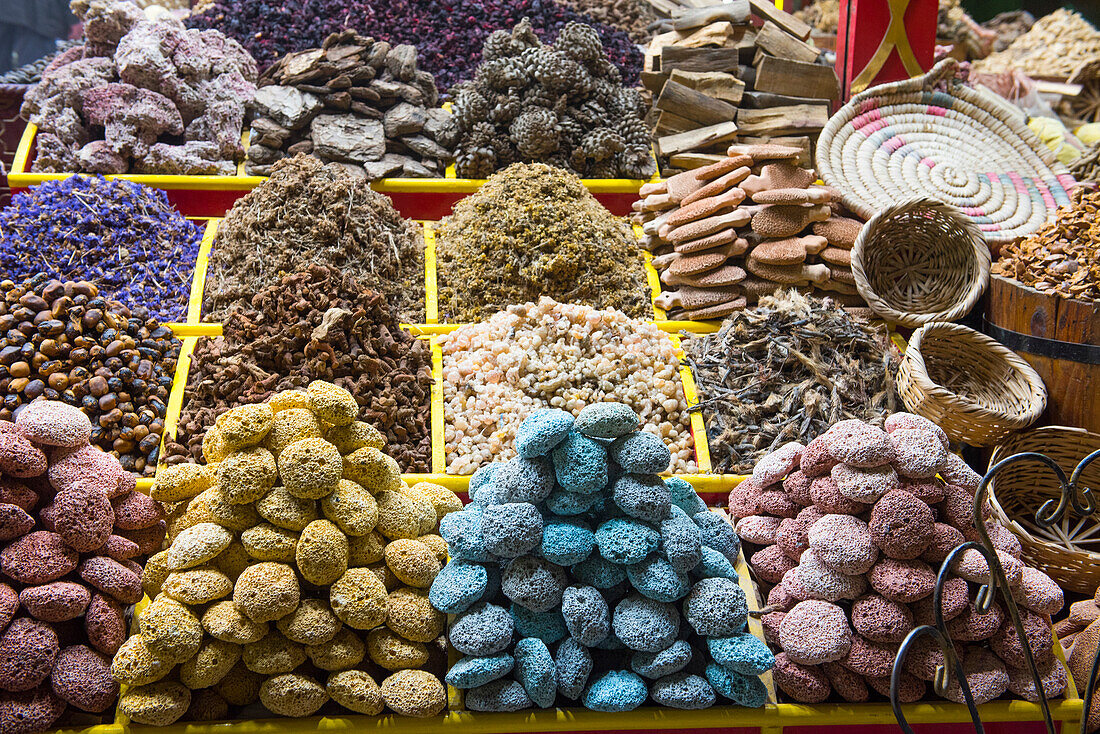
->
640 0 839 175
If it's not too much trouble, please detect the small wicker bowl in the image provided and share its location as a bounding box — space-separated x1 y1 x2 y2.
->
852 197 991 328
897 321 1047 447
988 426 1100 595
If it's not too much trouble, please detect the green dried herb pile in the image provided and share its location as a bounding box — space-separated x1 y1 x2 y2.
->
435 162 649 322
685 289 899 474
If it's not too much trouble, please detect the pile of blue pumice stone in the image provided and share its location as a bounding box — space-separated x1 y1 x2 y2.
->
429 403 775 711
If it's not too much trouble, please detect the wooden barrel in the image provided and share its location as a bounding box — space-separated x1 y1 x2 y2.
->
985 274 1100 433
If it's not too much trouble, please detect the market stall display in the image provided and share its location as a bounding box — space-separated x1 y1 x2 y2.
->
0 176 203 323
246 33 453 179
202 155 425 324
0 276 180 476
733 415 1068 705
0 401 160 731
973 9 1100 81
434 404 772 711
817 59 1076 243
22 0 256 175
435 163 649 321
447 20 654 179
186 0 643 90
558 0 653 43
123 382 462 725
636 145 865 318
164 265 433 473
440 298 695 475
685 290 898 475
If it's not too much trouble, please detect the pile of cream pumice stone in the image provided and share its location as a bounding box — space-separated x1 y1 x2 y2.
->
733 413 1067 706
430 403 775 712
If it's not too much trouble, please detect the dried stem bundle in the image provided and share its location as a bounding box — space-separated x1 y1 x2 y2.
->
685 289 898 474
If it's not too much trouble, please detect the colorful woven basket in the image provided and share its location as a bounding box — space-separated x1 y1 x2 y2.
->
817 58 1077 243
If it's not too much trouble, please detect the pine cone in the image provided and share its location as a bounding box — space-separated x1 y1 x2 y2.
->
489 95 523 125
572 99 609 127
509 107 561 158
615 117 651 147
608 87 645 118
617 143 657 179
482 29 520 61
475 58 530 92
581 127 626 162
451 89 490 132
590 57 621 85
523 86 559 109
491 135 518 168
455 146 496 178
554 21 604 64
528 47 586 95
588 159 618 178
510 18 541 50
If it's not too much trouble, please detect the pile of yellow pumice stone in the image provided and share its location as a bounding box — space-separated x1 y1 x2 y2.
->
113 381 462 725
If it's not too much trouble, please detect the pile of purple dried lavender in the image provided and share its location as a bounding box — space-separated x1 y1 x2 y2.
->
186 0 641 89
0 176 203 323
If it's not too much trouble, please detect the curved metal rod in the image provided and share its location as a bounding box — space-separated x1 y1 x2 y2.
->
981 452 1073 529
894 624 984 734
974 456 1057 734
1067 449 1100 523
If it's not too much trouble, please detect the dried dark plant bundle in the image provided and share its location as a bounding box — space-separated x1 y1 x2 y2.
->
685 289 898 474
166 264 432 472
435 162 650 321
203 155 425 322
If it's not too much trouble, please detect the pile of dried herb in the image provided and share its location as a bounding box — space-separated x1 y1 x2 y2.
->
685 289 898 474
203 155 425 322
436 163 649 321
167 264 432 471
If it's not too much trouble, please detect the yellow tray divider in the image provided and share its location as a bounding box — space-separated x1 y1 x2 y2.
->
431 334 446 475
149 335 199 485
669 335 710 474
423 221 439 324
185 218 219 324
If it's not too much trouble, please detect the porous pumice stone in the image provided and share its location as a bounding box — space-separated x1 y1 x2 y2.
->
779 600 852 665
807 515 877 575
795 549 867 601
868 489 934 560
823 420 893 468
433 404 771 712
116 382 459 724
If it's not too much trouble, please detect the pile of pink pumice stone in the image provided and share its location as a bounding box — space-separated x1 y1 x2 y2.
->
0 400 161 732
732 413 1066 706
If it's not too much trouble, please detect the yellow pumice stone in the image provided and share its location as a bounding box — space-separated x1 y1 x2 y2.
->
321 479 379 536
162 566 233 605
118 680 191 727
242 630 307 674
279 438 343 499
217 446 278 504
384 539 441 588
416 534 449 565
374 490 422 540
380 669 446 718
276 598 342 646
186 688 229 721
330 567 388 629
202 600 269 644
179 637 241 690
214 662 264 706
260 673 328 717
216 403 274 451
397 484 437 536
343 447 401 494
297 519 349 586
202 426 231 464
211 540 252 581
325 421 386 454
307 380 358 426
367 561 401 591
264 408 323 459
366 627 429 671
386 587 445 642
327 670 384 715
203 486 261 531
139 597 204 663
256 486 320 531
306 627 366 670
141 550 171 599
152 463 214 502
234 562 300 622
348 531 387 566
111 634 174 686
268 389 312 413
165 522 233 571
412 482 463 523
242 522 299 562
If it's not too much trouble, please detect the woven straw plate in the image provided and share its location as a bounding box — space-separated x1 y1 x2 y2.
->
817 58 1076 243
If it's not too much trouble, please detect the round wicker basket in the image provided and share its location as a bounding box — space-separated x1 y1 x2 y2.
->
851 197 991 327
897 321 1047 446
988 426 1100 595
816 58 1076 243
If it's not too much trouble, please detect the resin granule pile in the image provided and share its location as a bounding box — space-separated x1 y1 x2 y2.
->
120 382 463 725
440 297 694 475
203 155 425 323
436 164 649 322
433 404 773 711
164 266 432 473
685 291 898 475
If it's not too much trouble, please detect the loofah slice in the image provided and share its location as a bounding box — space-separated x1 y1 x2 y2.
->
750 204 832 238
660 189 748 235
673 229 741 255
728 143 804 162
750 235 827 266
745 256 830 285
655 286 743 311
812 216 863 248
682 296 748 320
692 154 754 183
662 263 748 288
679 167 751 207
741 162 817 197
819 247 852 267
750 187 833 206
666 210 752 244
